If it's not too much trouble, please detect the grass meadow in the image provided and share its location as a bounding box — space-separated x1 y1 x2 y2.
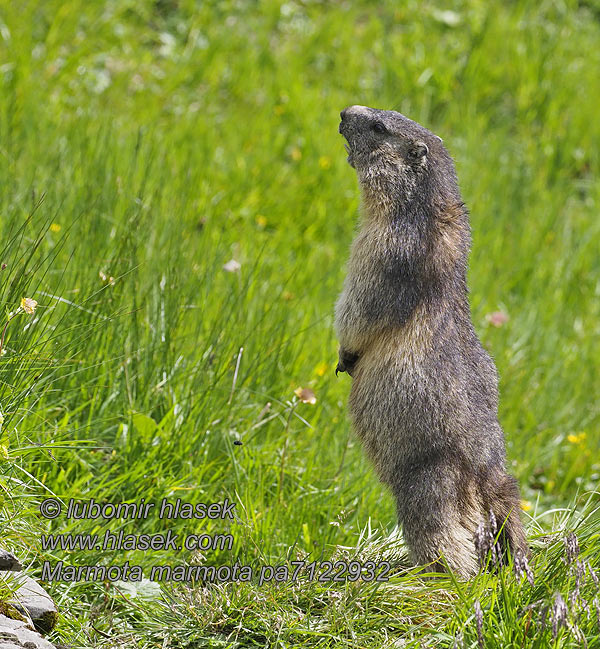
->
1 0 599 647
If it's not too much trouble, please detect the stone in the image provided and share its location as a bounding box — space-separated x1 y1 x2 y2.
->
0 614 56 648
0 552 22 573
0 575 57 635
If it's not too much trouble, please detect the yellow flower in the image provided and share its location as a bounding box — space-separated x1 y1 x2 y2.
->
256 215 267 228
521 500 532 511
49 223 61 233
318 156 331 170
315 361 329 377
20 297 38 315
567 432 586 445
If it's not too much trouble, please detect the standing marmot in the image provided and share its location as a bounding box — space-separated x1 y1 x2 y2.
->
335 105 528 578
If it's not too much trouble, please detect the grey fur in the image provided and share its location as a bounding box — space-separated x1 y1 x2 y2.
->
335 105 528 578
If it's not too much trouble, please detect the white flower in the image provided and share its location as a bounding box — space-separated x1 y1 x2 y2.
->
20 297 38 315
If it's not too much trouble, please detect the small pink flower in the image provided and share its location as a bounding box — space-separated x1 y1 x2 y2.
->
486 311 509 327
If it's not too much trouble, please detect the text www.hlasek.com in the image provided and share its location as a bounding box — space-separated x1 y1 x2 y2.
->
40 529 232 552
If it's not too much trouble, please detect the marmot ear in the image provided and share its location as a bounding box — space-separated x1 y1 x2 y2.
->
408 142 429 160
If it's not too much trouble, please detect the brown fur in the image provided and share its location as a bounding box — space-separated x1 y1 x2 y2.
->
335 105 528 578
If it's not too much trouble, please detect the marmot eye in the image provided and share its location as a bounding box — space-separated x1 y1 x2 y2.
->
372 122 387 135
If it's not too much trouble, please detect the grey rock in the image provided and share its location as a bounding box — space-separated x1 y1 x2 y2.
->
0 614 56 648
1 576 57 634
0 551 22 573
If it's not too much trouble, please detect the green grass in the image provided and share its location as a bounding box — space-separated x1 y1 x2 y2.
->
0 0 599 647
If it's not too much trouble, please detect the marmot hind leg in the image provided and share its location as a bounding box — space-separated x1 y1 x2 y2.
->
393 463 481 579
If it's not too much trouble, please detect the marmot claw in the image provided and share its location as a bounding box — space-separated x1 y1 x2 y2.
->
336 349 359 377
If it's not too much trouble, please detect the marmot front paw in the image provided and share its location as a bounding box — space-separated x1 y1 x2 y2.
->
336 349 360 377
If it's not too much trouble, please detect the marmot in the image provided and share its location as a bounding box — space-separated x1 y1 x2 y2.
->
335 105 528 578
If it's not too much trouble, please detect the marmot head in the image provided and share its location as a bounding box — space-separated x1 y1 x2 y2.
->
339 105 460 219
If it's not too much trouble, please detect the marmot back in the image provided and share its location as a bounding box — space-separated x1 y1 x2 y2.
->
334 105 528 578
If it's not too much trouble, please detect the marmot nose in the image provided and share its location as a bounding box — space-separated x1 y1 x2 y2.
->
340 105 369 121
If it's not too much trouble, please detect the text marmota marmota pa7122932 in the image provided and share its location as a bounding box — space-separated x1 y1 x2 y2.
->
334 105 528 578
